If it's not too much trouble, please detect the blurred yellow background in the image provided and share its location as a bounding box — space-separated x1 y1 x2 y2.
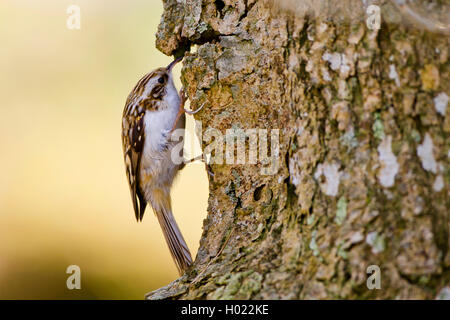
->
0 0 208 299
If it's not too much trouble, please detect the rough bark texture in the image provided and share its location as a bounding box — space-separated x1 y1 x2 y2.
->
148 0 449 299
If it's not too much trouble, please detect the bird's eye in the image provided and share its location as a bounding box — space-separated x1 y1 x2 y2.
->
158 77 165 84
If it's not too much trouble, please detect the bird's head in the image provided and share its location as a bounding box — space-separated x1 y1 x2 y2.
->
134 57 182 104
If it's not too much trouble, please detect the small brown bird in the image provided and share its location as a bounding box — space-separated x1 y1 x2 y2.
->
121 57 201 275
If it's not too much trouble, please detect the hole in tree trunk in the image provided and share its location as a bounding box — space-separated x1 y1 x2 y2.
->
253 184 265 201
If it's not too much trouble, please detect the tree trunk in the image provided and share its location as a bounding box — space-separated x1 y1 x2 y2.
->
147 0 449 299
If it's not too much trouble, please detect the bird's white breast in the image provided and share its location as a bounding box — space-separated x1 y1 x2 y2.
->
139 77 184 195
143 105 178 153
143 77 180 153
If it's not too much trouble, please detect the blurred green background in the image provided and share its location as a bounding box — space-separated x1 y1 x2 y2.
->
0 0 208 299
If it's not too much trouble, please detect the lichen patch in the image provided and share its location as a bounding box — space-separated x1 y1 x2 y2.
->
377 136 399 188
433 175 444 192
417 133 437 174
314 162 342 197
433 92 448 116
366 231 385 254
389 64 400 87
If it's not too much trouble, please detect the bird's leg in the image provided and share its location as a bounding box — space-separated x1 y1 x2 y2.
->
170 88 187 134
170 88 212 176
170 88 204 134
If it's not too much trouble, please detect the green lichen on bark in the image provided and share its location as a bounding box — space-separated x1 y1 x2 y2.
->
147 0 449 300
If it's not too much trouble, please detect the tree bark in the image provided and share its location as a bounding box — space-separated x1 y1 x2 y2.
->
147 0 449 299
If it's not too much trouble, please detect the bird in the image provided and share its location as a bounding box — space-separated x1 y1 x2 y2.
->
121 57 202 275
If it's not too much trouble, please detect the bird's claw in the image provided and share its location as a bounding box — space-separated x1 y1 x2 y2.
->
179 87 204 115
170 88 204 134
184 102 204 115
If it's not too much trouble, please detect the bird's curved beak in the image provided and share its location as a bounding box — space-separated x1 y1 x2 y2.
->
166 56 183 72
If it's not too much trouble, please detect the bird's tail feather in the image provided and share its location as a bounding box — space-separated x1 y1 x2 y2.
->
153 192 192 275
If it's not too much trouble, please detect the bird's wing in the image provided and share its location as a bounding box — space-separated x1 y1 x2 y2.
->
122 102 147 221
